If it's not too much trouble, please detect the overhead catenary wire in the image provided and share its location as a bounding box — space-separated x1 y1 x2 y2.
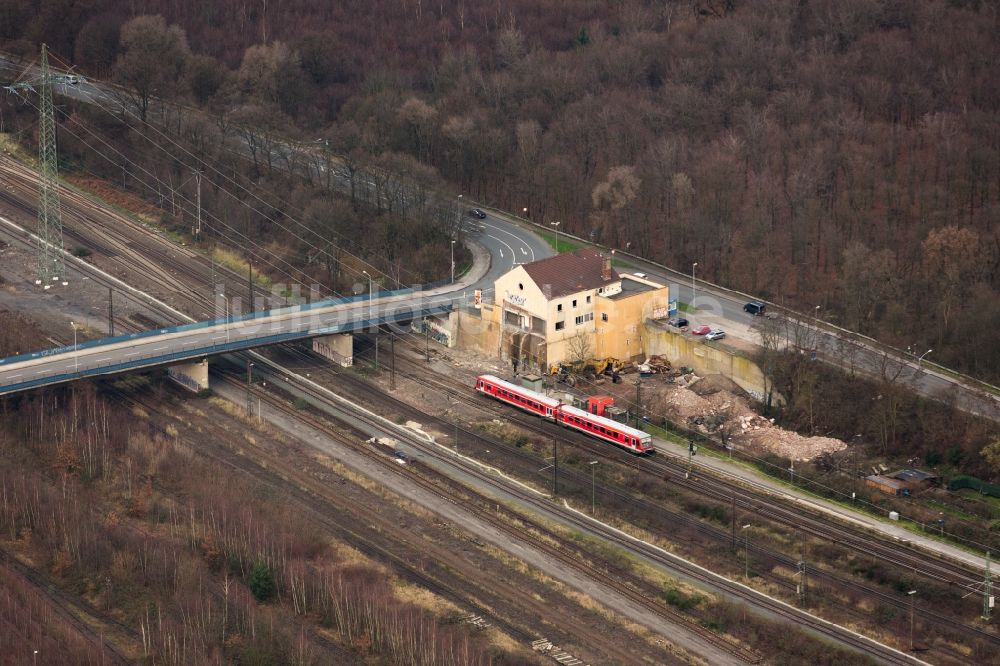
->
55 58 441 290
10 89 336 294
30 49 383 290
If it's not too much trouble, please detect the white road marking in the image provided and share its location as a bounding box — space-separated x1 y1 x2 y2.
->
153 346 167 351
126 352 139 356
484 223 536 262
95 357 111 362
486 234 515 264
7 374 20 379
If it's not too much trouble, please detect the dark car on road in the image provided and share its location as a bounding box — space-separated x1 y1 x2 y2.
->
667 317 689 329
743 301 766 316
468 208 487 219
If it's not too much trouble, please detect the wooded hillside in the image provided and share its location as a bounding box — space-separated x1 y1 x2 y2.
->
3 0 1000 380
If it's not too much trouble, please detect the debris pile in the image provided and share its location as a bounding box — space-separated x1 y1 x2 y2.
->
650 376 846 461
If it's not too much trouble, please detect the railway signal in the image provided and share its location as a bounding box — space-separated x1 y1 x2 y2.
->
686 440 696 478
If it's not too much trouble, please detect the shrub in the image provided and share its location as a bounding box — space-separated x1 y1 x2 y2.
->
248 561 274 601
662 587 703 612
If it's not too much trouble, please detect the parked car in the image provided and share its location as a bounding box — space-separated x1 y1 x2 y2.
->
632 272 647 279
705 329 726 341
667 317 689 329
468 208 487 219
743 301 766 316
691 324 711 335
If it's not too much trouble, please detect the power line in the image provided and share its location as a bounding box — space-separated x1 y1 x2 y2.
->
69 79 398 287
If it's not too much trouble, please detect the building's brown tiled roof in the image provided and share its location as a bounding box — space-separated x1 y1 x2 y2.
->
522 248 619 298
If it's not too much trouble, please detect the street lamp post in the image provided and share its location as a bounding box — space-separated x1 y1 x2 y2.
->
691 262 698 312
450 240 456 284
247 361 254 417
70 321 79 373
221 294 232 343
917 348 933 370
589 460 598 514
852 434 861 504
907 589 917 650
550 221 561 254
742 524 752 579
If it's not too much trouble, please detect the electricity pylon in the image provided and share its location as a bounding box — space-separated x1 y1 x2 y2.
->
35 44 65 285
6 45 67 285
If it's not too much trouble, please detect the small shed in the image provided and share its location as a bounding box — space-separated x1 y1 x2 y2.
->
587 395 614 417
889 469 940 490
520 374 544 393
866 475 910 497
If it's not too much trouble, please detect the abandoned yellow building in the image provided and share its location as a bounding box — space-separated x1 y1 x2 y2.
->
492 248 669 370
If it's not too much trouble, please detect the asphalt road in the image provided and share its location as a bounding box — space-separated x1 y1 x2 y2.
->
464 212 553 291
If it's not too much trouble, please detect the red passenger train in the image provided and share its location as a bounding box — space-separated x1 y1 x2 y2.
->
475 374 654 454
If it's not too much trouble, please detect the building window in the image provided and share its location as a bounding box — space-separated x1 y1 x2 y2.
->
575 313 593 325
518 283 523 290
572 299 577 307
586 295 591 303
557 303 562 312
555 321 565 331
601 313 608 322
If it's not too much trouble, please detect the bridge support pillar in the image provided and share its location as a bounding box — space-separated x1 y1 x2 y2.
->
313 333 353 367
168 359 209 393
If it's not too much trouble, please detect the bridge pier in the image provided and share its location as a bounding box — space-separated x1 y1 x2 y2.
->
168 359 210 393
313 333 353 367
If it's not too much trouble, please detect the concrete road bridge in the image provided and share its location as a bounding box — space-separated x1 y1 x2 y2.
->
0 288 457 396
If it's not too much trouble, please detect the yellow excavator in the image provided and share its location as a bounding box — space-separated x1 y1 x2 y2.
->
550 357 625 380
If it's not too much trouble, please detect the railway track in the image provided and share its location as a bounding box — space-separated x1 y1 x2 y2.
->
0 548 136 664
325 341 999 657
116 373 669 666
224 362 763 664
251 350 930 665
385 341 986 592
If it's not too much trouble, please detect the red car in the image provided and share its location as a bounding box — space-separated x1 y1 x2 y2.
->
691 324 711 335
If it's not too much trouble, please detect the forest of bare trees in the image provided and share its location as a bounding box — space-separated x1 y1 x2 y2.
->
2 0 999 381
0 312 512 663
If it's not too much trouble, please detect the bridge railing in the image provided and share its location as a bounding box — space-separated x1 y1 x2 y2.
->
0 287 418 367
0 299 452 396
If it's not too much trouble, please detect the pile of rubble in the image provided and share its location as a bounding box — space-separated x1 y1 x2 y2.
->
654 374 846 462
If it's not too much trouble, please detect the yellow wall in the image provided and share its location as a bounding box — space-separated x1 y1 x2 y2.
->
643 324 773 401
594 284 670 361
458 304 502 358
489 268 669 368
